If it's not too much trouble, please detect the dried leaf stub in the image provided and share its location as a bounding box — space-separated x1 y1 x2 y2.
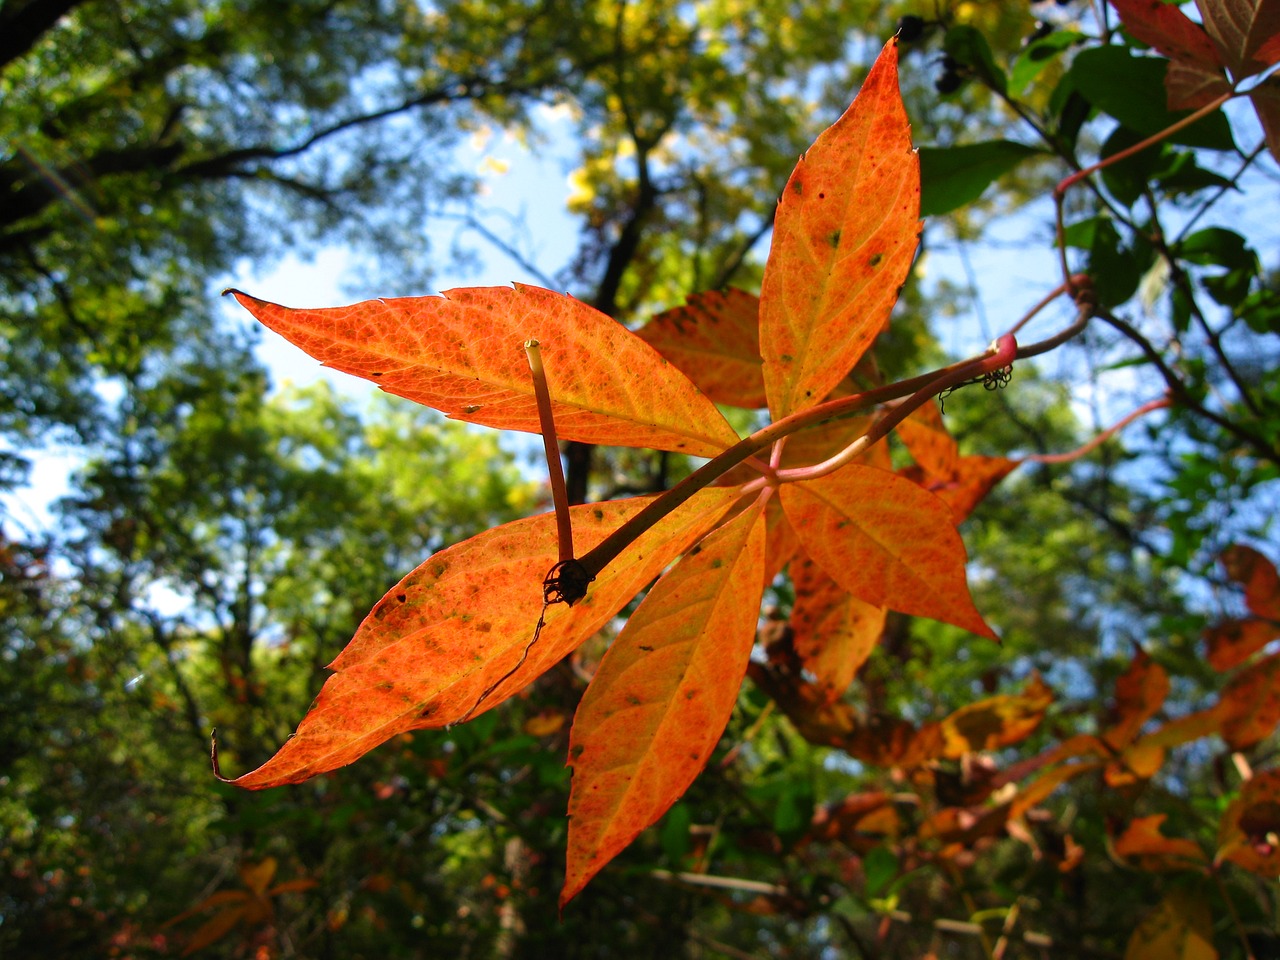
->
562 498 768 905
759 37 921 420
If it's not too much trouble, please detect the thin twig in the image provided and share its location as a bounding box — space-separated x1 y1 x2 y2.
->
525 340 573 562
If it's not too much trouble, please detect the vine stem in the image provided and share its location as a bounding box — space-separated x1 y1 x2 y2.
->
1051 90 1235 287
1023 395 1172 465
526 339 574 563
575 323 1071 583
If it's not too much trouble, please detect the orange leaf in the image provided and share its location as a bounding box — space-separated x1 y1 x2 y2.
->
229 286 738 458
940 673 1053 758
1124 891 1218 960
1104 649 1170 750
1219 651 1280 749
1114 815 1208 872
895 400 958 479
763 495 801 588
790 549 886 702
1217 769 1280 875
562 497 768 906
183 905 248 957
779 467 994 638
1204 617 1279 671
901 455 1019 523
634 288 766 408
238 858 278 896
759 38 920 420
1111 0 1223 68
228 490 735 787
781 415 889 473
1220 543 1280 619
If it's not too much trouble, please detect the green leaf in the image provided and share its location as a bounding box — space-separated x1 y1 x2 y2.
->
1069 47 1234 150
1099 127 1165 207
1177 228 1254 272
862 846 898 897
918 141 1043 216
1010 30 1085 94
944 25 1007 95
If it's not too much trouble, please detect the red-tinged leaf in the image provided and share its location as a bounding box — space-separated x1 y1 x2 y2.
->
1166 58 1234 110
1217 769 1280 875
1250 76 1280 164
227 490 736 788
634 288 766 408
1133 705 1225 751
1195 0 1280 78
939 673 1053 758
1114 815 1207 872
1104 739 1166 787
790 549 886 702
228 286 738 458
1111 0 1223 68
562 497 768 906
759 38 920 420
1219 651 1280 749
267 878 319 896
779 467 995 638
162 891 251 929
896 399 958 478
1257 28 1280 64
1104 650 1170 750
1124 892 1218 960
804 791 894 847
1204 617 1279 670
1221 543 1280 619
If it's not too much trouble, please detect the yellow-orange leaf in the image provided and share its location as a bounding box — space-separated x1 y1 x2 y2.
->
562 497 767 906
1114 815 1207 872
227 490 735 788
940 674 1053 758
229 286 738 458
779 467 994 638
790 549 885 702
634 288 766 408
759 38 920 420
1124 891 1217 960
1104 649 1170 750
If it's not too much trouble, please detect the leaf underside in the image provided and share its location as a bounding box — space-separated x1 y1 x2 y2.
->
228 489 737 788
759 37 921 421
229 286 739 458
562 497 768 906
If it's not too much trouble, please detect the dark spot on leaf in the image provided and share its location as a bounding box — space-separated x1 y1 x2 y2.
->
711 558 723 569
780 354 793 363
829 230 841 248
791 180 803 195
626 694 642 706
593 508 604 520
570 744 585 759
463 404 481 414
685 690 697 699
371 371 383 378
689 544 702 556
818 191 826 200
869 252 884 267
638 644 654 652
396 593 407 603
477 622 491 633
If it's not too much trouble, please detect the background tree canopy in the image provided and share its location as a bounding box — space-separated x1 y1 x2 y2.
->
2 0 1278 957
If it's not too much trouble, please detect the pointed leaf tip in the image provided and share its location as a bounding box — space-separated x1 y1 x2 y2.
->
760 37 921 419
228 286 738 456
561 498 768 906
